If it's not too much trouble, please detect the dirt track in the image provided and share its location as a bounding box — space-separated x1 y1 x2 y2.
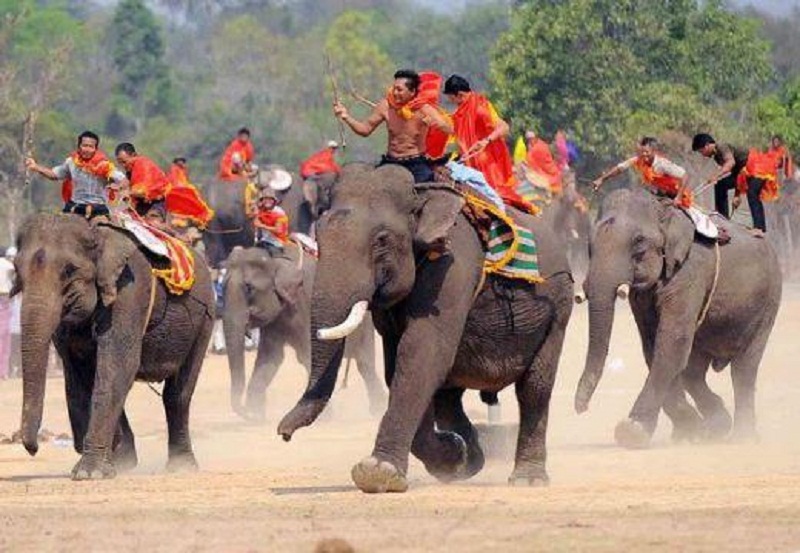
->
2 289 800 552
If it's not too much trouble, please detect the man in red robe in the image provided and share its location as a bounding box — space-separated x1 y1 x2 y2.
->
444 74 530 211
115 142 171 225
524 130 563 195
219 127 256 181
300 140 341 215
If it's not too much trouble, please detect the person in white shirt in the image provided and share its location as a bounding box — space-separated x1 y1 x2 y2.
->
0 246 16 379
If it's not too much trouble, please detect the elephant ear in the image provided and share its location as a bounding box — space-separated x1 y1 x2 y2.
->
96 228 139 306
659 207 695 280
274 261 304 306
412 188 465 251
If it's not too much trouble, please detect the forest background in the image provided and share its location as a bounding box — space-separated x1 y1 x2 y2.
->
1 0 799 242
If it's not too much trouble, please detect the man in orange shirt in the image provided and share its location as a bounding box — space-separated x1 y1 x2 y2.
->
219 128 256 181
444 74 531 212
249 188 289 256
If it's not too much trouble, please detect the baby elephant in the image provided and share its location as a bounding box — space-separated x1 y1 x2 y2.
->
222 246 386 422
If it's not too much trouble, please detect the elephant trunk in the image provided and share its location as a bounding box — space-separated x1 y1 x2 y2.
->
278 267 370 441
19 291 62 456
575 261 629 414
223 273 248 416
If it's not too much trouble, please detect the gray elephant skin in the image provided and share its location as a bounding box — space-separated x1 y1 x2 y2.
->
222 245 386 422
575 189 781 447
278 164 573 493
14 213 215 479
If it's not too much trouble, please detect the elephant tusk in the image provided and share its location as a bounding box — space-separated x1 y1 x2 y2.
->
574 289 587 304
616 283 630 301
317 301 369 340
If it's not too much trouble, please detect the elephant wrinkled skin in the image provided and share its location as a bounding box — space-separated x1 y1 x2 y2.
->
278 164 573 493
575 189 781 447
14 214 215 479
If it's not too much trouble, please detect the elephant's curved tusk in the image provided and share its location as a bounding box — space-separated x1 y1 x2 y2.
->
616 283 630 301
574 290 587 304
317 301 369 340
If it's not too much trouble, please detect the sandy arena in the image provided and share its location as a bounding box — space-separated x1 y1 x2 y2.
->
1 286 799 552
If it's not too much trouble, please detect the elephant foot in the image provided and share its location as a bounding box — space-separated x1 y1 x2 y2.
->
351 456 408 494
424 431 469 483
729 424 759 444
72 455 116 481
508 467 550 487
166 452 199 473
614 419 652 449
703 409 733 442
671 415 704 444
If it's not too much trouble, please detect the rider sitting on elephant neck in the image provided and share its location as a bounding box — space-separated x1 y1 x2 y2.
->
25 130 129 220
115 142 172 230
250 190 289 257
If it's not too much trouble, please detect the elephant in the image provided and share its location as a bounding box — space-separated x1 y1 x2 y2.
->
574 189 781 448
278 164 573 493
222 245 386 422
13 213 215 479
203 166 312 268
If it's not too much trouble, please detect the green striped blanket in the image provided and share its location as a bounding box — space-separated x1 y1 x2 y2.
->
485 218 542 283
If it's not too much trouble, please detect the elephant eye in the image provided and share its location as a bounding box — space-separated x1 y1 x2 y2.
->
62 262 78 280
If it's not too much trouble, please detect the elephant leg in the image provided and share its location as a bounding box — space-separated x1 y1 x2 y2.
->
620 302 697 448
433 388 484 480
112 410 138 472
163 320 211 472
729 333 770 442
54 334 94 455
73 323 142 480
352 300 472 493
662 377 705 443
244 333 283 424
682 350 731 440
409 402 471 483
352 330 387 417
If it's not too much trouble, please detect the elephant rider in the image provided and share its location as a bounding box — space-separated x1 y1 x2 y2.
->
333 69 453 183
25 130 129 220
115 142 171 228
768 135 795 184
690 133 749 218
299 140 341 214
524 129 563 195
219 127 257 182
249 188 289 257
444 74 532 212
165 156 215 233
593 137 718 240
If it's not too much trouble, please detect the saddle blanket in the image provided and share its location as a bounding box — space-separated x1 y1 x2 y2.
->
115 211 196 295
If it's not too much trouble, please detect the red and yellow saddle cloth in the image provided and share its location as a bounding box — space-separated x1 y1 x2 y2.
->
118 210 196 295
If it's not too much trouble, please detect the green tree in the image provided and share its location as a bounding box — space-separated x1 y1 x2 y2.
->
491 0 773 162
756 77 800 153
108 0 176 134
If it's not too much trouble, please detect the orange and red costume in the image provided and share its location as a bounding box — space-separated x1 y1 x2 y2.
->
300 148 341 179
219 139 255 181
631 156 693 208
526 138 562 194
254 205 289 244
165 162 215 228
128 155 170 203
452 92 533 211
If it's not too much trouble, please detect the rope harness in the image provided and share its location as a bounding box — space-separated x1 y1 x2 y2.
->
696 241 720 329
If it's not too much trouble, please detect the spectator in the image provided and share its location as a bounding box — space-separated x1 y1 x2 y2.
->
0 246 16 379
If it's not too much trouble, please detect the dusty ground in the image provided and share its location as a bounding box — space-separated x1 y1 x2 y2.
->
2 287 800 552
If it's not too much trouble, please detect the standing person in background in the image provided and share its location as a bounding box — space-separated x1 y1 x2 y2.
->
0 247 15 380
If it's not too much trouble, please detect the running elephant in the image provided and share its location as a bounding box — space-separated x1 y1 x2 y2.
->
223 245 386 422
575 189 781 448
14 213 214 479
278 164 573 493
